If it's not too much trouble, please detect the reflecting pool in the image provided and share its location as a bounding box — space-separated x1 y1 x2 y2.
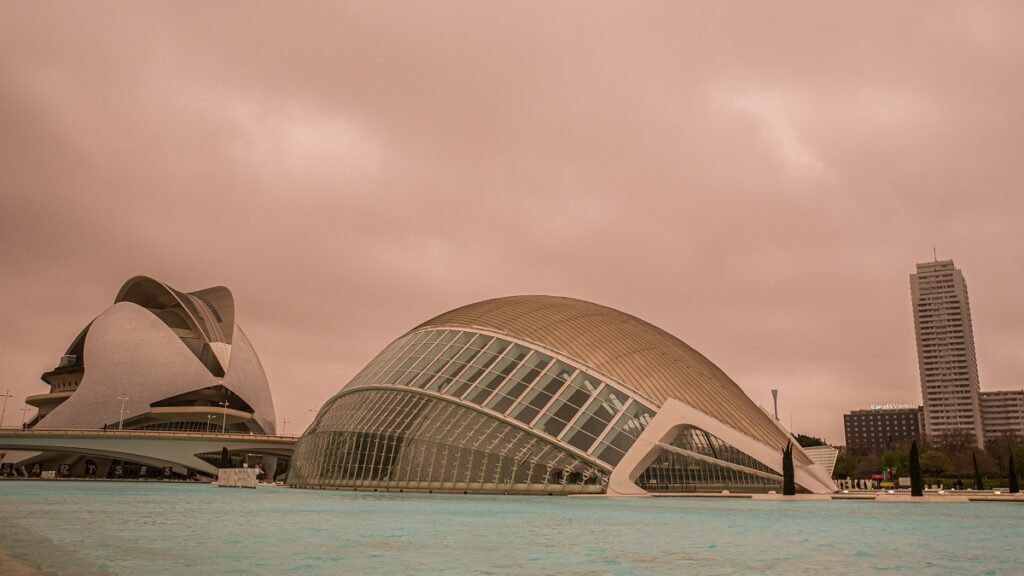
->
0 481 1020 575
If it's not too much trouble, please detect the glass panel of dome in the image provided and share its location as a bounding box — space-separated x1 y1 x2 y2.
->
535 373 601 437
484 338 511 356
427 344 483 393
368 336 415 384
465 333 494 350
410 340 466 389
508 360 575 425
414 339 443 357
454 331 475 345
417 332 477 389
465 344 530 405
450 360 489 397
447 343 507 398
378 330 421 368
561 385 628 453
422 330 446 343
383 359 416 384
484 351 552 413
396 341 452 386
592 401 655 465
465 341 508 374
404 341 434 360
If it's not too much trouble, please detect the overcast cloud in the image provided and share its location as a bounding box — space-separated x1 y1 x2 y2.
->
2 1 1023 442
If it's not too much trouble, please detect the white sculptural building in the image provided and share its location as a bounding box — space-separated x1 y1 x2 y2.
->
13 276 278 477
289 296 835 495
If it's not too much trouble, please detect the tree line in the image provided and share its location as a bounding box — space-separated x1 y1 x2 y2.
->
826 430 1024 488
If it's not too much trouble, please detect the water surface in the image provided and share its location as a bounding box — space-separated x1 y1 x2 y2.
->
0 481 1019 575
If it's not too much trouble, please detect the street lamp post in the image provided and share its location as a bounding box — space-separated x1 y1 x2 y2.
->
282 419 291 436
206 414 215 433
20 406 33 428
220 400 229 433
0 389 13 428
117 396 130 430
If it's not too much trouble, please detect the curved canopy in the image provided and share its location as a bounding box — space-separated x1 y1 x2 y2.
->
116 276 235 345
115 276 235 373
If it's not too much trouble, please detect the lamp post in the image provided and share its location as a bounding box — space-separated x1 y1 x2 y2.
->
117 396 129 430
282 419 291 436
206 414 215 433
20 406 33 428
0 389 12 428
220 400 229 433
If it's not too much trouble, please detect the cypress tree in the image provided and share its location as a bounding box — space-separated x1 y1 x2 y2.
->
972 451 984 490
909 439 924 497
1009 452 1019 494
782 441 796 496
219 447 231 468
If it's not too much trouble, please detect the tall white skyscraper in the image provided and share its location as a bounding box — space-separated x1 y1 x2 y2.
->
910 259 984 448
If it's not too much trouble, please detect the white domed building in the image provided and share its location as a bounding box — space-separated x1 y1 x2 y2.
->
289 296 835 495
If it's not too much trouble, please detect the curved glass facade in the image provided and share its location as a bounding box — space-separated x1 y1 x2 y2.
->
338 328 656 467
290 297 836 495
288 389 607 493
636 425 782 493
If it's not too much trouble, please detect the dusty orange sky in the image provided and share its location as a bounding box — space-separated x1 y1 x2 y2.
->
2 2 1022 443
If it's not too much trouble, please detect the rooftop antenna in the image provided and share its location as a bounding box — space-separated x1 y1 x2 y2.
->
933 244 937 262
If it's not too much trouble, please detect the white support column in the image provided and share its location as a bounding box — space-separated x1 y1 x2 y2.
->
607 398 836 495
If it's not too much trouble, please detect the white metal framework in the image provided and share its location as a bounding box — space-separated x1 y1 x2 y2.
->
291 296 837 494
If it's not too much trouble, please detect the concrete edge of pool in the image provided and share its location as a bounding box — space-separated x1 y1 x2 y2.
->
3 478 1024 503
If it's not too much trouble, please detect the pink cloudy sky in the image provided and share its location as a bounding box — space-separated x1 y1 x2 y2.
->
2 2 1022 443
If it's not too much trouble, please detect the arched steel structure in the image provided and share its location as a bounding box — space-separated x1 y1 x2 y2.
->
290 296 836 494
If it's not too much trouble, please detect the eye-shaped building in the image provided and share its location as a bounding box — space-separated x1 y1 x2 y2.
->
289 296 835 495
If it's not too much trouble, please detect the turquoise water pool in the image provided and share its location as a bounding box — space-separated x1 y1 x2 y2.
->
0 481 1020 575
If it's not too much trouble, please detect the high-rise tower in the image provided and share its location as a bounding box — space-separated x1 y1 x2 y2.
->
910 260 984 448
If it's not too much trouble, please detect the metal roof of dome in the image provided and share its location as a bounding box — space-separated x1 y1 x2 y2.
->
416 295 794 452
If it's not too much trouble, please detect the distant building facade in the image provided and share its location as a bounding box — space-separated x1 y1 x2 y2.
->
844 406 924 455
910 260 985 447
980 390 1024 440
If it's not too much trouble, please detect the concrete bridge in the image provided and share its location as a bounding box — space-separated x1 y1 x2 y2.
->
0 428 296 477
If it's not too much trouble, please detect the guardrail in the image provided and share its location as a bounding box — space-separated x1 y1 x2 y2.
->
0 427 299 441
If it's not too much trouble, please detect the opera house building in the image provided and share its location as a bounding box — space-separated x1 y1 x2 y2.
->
289 296 836 495
9 276 278 478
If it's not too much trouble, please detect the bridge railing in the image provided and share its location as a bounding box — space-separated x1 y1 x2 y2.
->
0 427 298 441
